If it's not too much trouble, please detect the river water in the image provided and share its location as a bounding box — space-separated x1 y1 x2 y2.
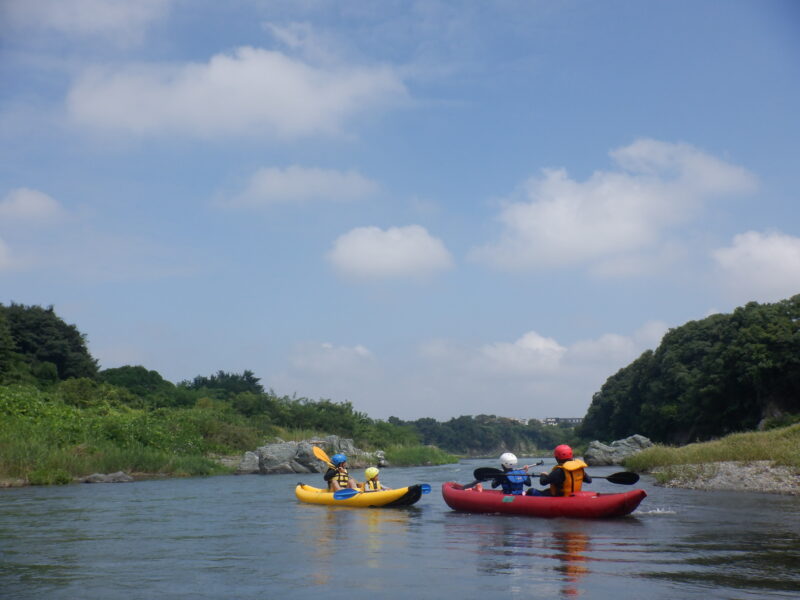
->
2 459 799 599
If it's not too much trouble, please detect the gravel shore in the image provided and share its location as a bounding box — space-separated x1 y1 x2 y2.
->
653 460 800 495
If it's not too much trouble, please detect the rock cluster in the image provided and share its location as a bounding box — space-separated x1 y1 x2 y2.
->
235 435 385 475
81 471 134 483
584 434 653 466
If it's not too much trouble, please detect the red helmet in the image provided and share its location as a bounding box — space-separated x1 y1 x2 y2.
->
554 444 573 461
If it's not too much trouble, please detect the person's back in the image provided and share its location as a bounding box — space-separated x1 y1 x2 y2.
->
530 445 591 496
492 452 531 495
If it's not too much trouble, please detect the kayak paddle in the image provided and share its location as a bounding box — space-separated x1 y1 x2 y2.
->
473 460 544 482
333 488 361 500
588 471 640 485
312 445 334 468
333 483 430 500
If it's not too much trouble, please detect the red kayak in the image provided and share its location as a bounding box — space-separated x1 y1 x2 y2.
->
441 482 646 518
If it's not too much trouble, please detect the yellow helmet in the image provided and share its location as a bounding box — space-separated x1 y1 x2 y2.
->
365 467 379 480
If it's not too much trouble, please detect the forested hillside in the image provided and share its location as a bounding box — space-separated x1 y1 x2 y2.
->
579 295 800 444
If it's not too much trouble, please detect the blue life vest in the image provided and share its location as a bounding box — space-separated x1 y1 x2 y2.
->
501 469 529 495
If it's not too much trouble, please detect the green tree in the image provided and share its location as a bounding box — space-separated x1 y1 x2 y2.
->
579 295 800 444
99 365 177 406
182 369 264 398
1 303 98 382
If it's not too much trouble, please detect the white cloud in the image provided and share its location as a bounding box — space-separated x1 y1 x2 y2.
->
2 0 171 42
398 324 667 419
327 225 453 280
268 341 381 405
0 188 64 222
225 166 379 208
472 139 758 272
633 320 670 348
263 22 341 66
568 333 635 364
713 230 800 303
265 321 669 421
480 331 566 374
66 46 408 138
289 342 374 376
590 242 688 279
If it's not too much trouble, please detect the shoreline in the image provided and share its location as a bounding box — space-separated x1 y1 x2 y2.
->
652 460 800 495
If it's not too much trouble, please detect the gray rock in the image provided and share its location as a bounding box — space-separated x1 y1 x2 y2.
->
235 435 385 475
584 434 653 466
82 471 134 483
236 451 260 474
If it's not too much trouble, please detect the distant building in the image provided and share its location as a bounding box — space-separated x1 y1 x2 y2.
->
542 417 583 427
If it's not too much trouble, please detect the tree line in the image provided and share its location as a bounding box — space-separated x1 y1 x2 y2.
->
0 302 575 457
579 295 800 444
6 296 797 459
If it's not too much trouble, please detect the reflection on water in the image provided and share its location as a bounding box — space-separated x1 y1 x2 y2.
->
299 504 418 589
551 531 590 597
447 517 597 598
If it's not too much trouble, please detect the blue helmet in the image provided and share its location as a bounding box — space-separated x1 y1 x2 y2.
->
332 453 347 465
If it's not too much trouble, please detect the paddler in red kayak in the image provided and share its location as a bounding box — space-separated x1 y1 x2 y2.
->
527 444 592 496
491 452 532 495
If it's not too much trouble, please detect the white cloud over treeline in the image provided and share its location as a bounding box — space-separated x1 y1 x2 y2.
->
269 321 670 420
714 230 800 303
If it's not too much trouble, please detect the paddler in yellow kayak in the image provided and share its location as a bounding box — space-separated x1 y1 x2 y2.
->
361 467 392 492
323 453 359 492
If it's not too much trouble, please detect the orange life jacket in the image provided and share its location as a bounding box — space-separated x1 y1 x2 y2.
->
550 459 588 496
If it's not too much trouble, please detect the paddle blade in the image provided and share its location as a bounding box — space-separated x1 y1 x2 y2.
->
333 488 360 500
420 484 431 494
473 467 504 481
604 471 640 485
312 446 333 466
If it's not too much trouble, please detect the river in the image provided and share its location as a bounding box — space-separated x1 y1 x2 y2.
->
2 459 799 599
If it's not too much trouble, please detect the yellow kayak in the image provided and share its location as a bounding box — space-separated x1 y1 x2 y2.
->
295 483 424 507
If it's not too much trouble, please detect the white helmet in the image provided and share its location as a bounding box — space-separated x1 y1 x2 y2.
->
499 452 518 469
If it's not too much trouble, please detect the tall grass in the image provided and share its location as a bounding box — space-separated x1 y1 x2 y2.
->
624 423 800 471
0 418 230 484
383 444 458 466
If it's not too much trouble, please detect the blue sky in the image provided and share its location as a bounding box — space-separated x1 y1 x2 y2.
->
2 0 799 421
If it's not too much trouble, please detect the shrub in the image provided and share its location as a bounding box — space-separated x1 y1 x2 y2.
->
383 444 458 466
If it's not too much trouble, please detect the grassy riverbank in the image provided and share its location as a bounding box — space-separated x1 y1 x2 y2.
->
0 385 457 486
624 423 800 472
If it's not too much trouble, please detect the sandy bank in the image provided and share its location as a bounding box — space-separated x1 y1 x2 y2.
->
653 460 800 495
